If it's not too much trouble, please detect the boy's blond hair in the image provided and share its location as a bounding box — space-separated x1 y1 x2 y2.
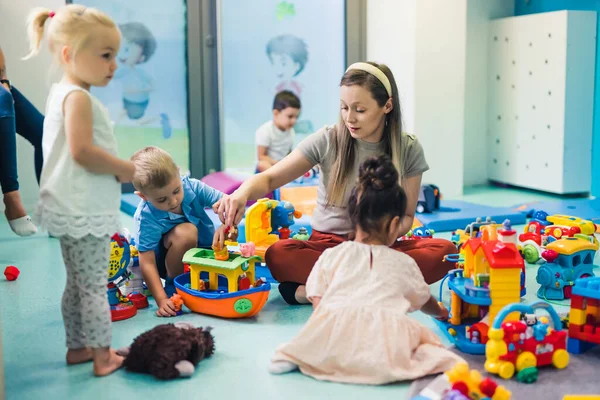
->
131 147 180 192
23 4 116 61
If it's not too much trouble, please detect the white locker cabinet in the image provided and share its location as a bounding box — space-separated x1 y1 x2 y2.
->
487 11 596 194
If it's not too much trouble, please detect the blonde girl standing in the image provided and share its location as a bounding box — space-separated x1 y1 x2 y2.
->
25 5 136 376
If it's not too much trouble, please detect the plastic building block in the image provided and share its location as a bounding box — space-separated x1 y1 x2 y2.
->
572 277 600 300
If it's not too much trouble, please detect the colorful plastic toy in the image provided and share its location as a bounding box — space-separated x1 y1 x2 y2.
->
519 212 598 264
567 277 600 354
212 244 230 261
450 217 499 251
107 230 148 321
245 198 301 258
416 184 441 214
239 242 256 257
280 167 319 216
547 214 597 235
536 238 597 300
403 226 435 239
170 293 184 316
4 265 19 281
485 301 568 383
292 227 310 241
175 248 270 319
436 221 526 354
411 361 511 400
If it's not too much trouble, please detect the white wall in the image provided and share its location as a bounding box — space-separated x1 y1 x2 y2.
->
368 0 467 197
366 0 417 134
366 0 514 195
0 0 63 213
463 0 514 186
413 0 467 197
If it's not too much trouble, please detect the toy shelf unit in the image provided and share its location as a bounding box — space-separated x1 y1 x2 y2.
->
487 10 596 195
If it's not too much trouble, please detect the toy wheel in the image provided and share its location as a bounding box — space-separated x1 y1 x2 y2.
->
552 349 569 369
522 244 540 264
516 351 536 372
416 204 425 213
498 362 515 380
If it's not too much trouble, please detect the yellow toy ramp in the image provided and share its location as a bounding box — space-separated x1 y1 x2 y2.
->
245 198 278 244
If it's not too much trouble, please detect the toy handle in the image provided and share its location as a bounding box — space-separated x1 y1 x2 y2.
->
491 300 563 330
444 254 462 263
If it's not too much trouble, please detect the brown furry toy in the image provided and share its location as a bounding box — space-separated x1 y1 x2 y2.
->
117 322 215 380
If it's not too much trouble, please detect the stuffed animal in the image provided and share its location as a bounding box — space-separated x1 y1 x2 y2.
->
117 322 215 380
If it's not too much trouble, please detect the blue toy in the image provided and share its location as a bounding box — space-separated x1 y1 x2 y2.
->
536 238 597 301
412 226 434 238
270 201 300 233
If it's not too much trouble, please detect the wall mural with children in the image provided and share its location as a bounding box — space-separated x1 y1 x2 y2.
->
68 0 190 174
219 0 345 172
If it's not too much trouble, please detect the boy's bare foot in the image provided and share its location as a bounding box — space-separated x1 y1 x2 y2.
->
66 347 94 365
93 348 124 377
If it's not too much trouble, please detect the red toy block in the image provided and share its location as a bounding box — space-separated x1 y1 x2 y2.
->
4 266 19 281
569 323 583 339
452 381 469 396
587 298 599 308
570 294 585 310
480 377 498 397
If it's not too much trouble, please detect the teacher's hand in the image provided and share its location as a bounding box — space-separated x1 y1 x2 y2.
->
215 193 247 227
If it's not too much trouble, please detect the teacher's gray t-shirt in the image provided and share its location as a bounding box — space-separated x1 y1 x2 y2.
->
296 125 429 235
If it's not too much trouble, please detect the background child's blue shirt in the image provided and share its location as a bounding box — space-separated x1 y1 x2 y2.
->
133 176 223 252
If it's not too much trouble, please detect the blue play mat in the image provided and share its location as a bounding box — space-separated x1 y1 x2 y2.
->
414 200 527 232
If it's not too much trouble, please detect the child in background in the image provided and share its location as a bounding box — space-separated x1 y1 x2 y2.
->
131 146 234 317
268 155 463 384
25 5 136 375
255 90 300 172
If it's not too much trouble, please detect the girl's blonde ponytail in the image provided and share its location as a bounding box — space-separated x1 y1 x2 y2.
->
23 7 52 60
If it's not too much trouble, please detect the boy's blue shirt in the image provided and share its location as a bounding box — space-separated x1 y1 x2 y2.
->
133 176 223 252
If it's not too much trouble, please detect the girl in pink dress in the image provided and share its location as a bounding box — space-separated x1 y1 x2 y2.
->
269 155 463 384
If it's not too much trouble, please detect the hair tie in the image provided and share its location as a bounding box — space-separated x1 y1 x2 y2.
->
49 11 56 18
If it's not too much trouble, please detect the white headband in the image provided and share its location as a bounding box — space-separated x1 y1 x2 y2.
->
345 62 392 97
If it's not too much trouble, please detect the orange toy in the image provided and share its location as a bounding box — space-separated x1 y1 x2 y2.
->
175 249 271 319
212 244 229 261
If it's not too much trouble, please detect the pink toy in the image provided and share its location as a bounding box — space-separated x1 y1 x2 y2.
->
200 171 273 206
4 265 20 281
201 172 243 195
239 242 256 257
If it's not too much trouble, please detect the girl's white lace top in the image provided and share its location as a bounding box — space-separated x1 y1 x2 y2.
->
35 83 121 238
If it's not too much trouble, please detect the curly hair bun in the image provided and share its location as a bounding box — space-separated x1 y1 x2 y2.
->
358 155 398 191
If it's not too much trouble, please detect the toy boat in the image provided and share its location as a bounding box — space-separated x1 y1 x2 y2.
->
174 273 270 318
175 248 271 318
